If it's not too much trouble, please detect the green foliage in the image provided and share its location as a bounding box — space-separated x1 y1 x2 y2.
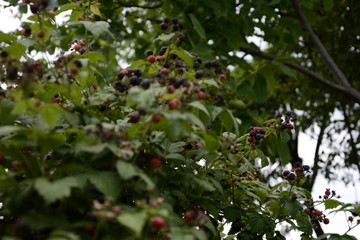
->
0 0 359 239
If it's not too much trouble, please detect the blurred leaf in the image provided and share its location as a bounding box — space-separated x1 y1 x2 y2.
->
116 161 138 180
88 172 121 199
117 210 147 236
189 14 206 40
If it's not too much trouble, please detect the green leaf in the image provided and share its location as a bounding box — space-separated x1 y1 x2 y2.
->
253 74 268 102
272 61 296 79
189 101 211 118
0 32 16 42
90 4 102 17
39 104 64 128
87 51 106 63
116 161 138 180
247 212 274 234
72 21 112 38
34 177 83 204
4 42 27 59
194 178 216 192
324 199 341 209
275 138 291 164
323 0 334 11
174 48 194 67
219 109 239 134
280 132 291 143
157 33 176 42
88 172 120 199
189 14 206 40
117 210 147 236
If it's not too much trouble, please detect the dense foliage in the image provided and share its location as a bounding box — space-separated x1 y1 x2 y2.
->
0 0 359 239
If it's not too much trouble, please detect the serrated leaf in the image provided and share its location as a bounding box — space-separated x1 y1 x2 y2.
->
189 14 206 40
34 177 83 204
116 161 138 180
90 4 102 17
88 172 120 199
324 199 341 209
117 210 147 236
247 212 273 233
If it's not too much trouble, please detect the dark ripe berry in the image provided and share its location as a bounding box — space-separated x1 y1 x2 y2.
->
348 216 354 221
304 209 311 215
7 67 18 80
163 63 170 68
152 114 161 123
138 107 147 115
1 51 8 58
286 172 296 180
254 134 262 140
160 22 168 30
158 46 168 56
290 193 297 201
139 80 150 89
216 93 224 101
285 111 292 116
280 123 287 130
147 55 156 63
177 33 185 42
172 24 179 31
247 136 254 143
169 53 177 59
151 217 165 229
80 49 86 55
323 218 329 224
259 128 266 134
204 61 212 69
37 31 45 38
282 170 290 177
150 158 161 168
98 103 107 111
74 60 82 68
116 72 125 80
248 126 254 132
325 189 331 196
193 62 200 68
22 28 32 36
41 0 48 8
129 76 140 85
275 112 282 118
351 211 358 217
210 60 220 68
295 161 302 168
133 68 142 77
195 70 204 79
176 67 185 75
163 18 170 24
303 165 310 171
249 130 257 137
145 49 153 57
178 23 184 29
172 19 178 24
30 4 39 14
184 143 193 150
113 81 128 92
129 111 141 123
196 57 203 64
287 123 293 129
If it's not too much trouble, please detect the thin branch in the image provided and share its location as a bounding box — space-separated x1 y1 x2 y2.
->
292 0 351 88
116 1 162 9
240 47 360 103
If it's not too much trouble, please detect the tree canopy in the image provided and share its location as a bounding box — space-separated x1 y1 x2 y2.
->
0 0 359 239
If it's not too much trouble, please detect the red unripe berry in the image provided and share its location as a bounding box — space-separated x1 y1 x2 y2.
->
167 85 176 93
78 17 84 21
74 44 81 51
147 55 156 63
253 127 260 132
150 158 161 168
83 224 95 232
33 62 42 68
195 143 201 149
247 136 254 143
161 68 170 75
168 98 179 109
48 11 56 16
323 195 329 199
304 209 311 215
156 55 165 61
315 210 323 216
152 114 161 123
184 211 192 221
220 74 227 81
323 218 330 224
52 97 61 103
197 91 210 99
37 31 45 38
325 189 331 196
121 69 129 75
71 66 79 74
151 217 165 229
0 154 5 162
348 216 354 222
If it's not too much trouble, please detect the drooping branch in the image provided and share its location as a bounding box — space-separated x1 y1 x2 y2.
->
291 0 351 88
116 1 162 9
240 47 360 103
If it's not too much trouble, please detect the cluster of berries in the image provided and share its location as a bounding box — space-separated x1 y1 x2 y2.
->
22 0 49 14
247 126 266 145
303 208 330 225
69 40 87 55
319 188 341 200
183 208 209 227
273 111 297 130
348 211 360 224
282 162 310 182
160 18 184 32
91 197 122 221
